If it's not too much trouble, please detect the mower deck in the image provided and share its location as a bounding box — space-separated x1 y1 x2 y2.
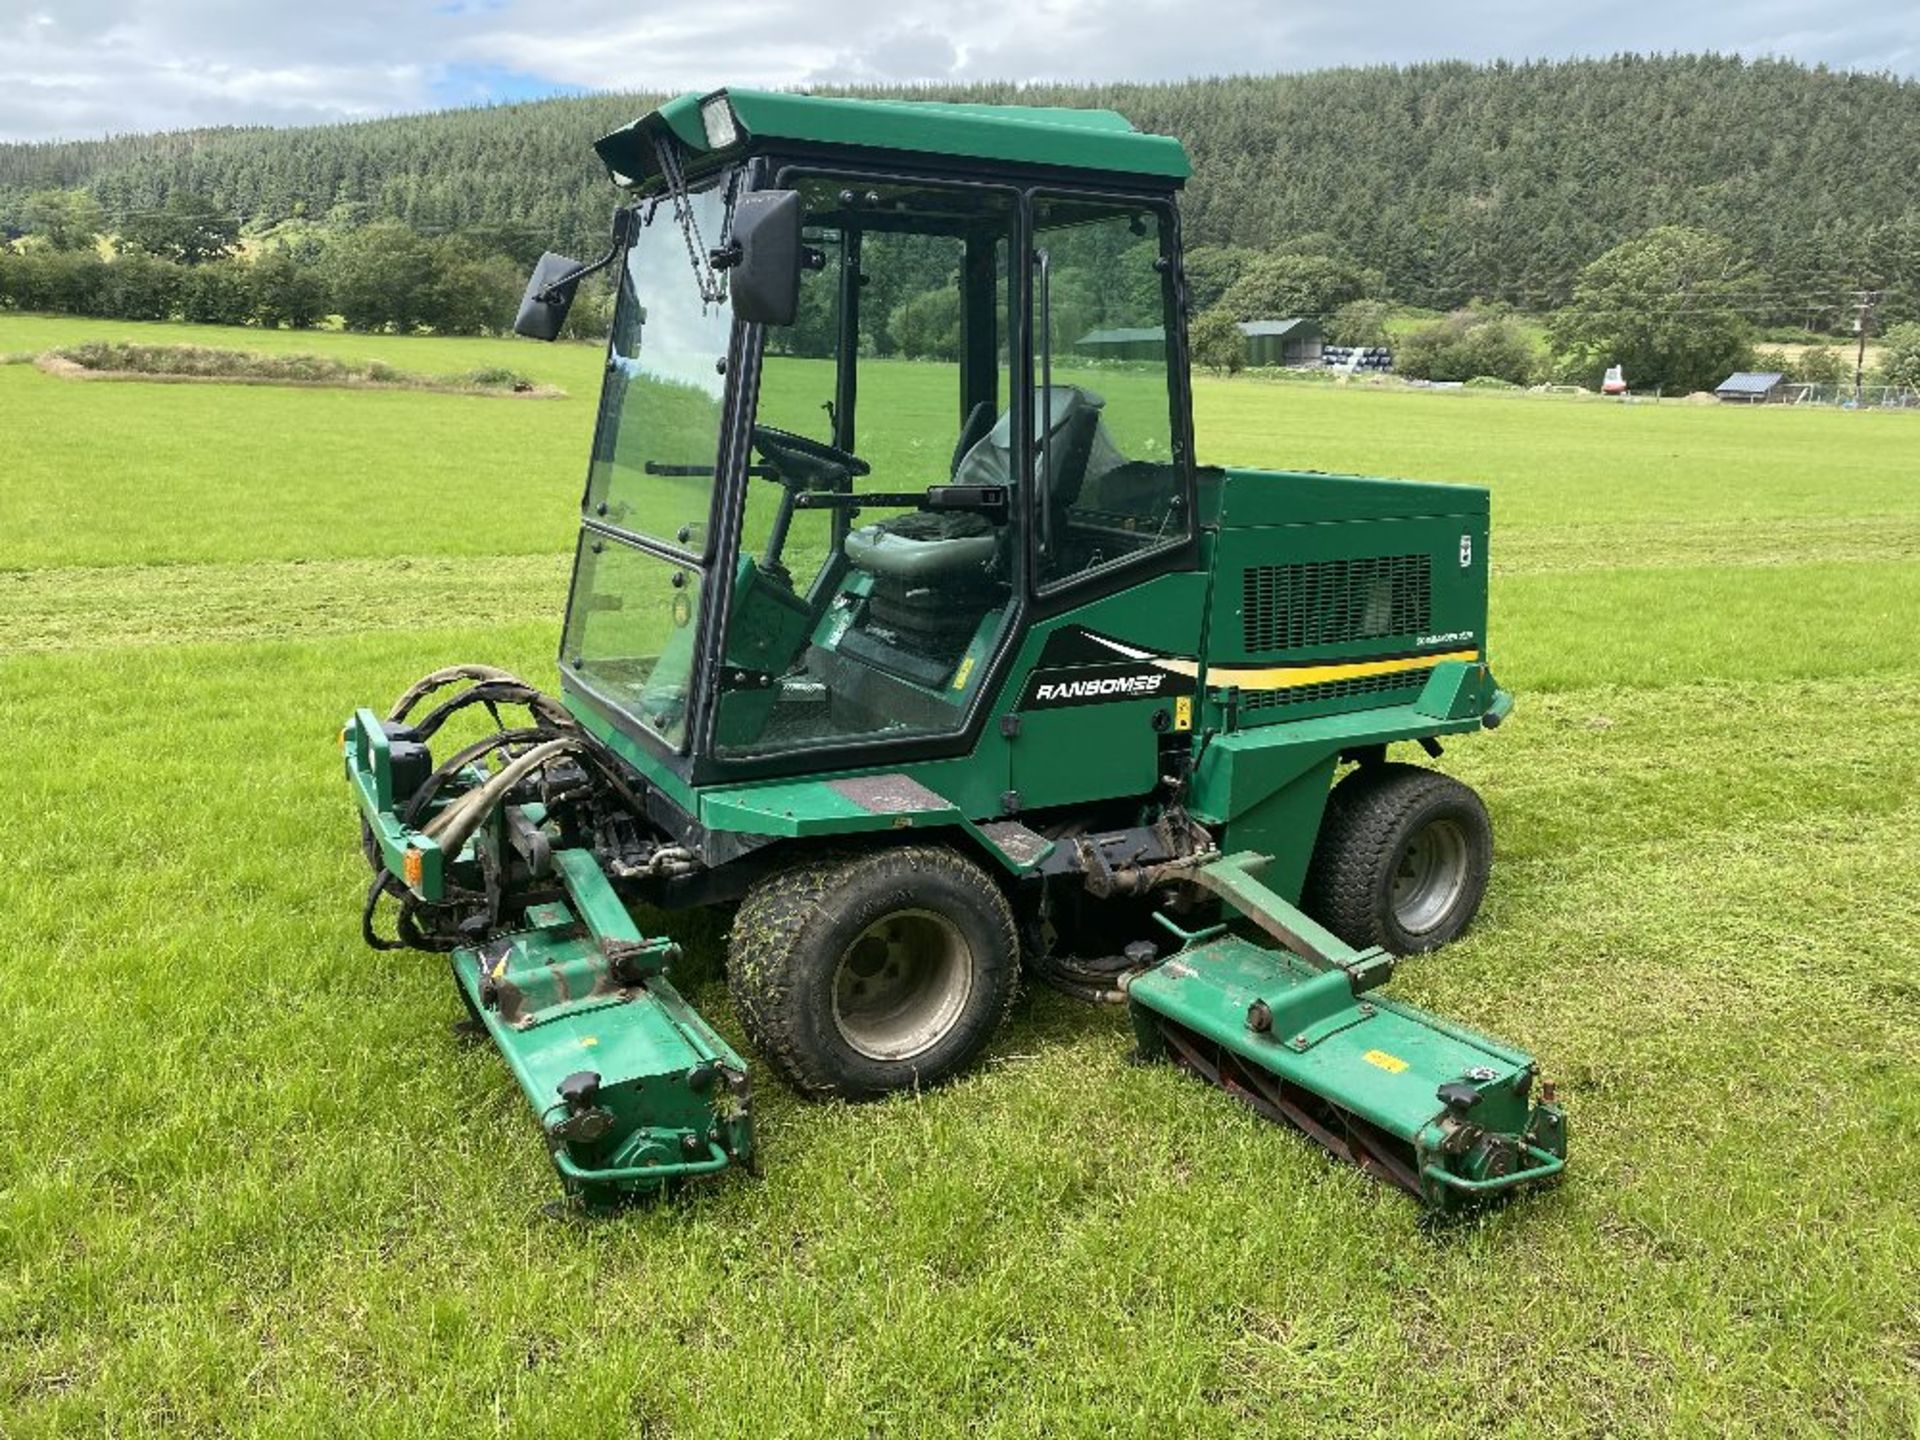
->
1126 854 1564 1212
451 846 754 1209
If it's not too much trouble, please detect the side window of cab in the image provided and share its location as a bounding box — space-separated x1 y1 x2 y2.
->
1030 196 1190 592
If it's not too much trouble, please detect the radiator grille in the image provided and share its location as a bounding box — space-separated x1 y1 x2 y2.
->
1242 554 1432 654
1237 667 1433 712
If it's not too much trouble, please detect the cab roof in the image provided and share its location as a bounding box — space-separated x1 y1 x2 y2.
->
593 88 1191 189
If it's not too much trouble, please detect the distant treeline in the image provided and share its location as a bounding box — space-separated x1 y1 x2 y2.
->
6 55 1920 325
0 190 607 337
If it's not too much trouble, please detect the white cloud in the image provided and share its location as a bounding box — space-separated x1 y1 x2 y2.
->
0 0 1917 142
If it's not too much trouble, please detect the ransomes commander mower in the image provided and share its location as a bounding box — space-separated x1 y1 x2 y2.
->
344 89 1566 1212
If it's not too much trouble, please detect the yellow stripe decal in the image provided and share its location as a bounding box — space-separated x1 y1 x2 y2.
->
1204 649 1481 692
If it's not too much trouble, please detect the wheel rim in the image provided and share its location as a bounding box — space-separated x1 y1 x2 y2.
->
1391 817 1471 935
831 908 975 1062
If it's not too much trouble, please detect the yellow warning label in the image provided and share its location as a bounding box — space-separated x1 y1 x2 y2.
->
579 1036 599 1048
1173 695 1193 731
1362 1049 1408 1074
952 655 976 690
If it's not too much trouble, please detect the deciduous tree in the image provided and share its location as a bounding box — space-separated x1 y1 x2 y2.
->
1180 246 1260 312
324 222 436 332
23 188 104 252
1398 304 1536 384
888 287 963 361
121 191 240 265
1874 322 1920 391
1189 307 1244 375
248 249 329 329
100 251 181 321
179 260 254 325
1548 227 1754 393
1218 253 1380 324
1329 299 1393 348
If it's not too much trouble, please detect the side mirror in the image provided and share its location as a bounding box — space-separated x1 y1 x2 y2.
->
514 252 585 341
721 190 801 326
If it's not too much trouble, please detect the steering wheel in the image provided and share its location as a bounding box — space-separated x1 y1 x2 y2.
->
751 425 871 491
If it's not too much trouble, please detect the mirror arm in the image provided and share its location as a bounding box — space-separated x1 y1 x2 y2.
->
536 209 635 303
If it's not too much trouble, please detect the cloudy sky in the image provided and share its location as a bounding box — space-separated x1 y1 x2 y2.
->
3 0 1917 143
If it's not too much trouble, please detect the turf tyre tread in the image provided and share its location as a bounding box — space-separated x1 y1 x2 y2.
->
1302 762 1492 955
727 845 1018 1099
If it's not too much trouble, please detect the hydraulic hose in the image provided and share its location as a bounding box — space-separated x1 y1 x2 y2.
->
387 668 647 815
364 666 665 954
387 665 524 723
423 738 585 861
408 681 575 740
400 726 553 831
1027 949 1131 1005
361 872 466 953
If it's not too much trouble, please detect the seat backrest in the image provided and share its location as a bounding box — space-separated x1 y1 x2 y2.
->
951 386 1105 493
1041 401 1101 517
950 402 995 478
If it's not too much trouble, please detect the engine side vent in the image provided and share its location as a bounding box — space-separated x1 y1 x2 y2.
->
1238 667 1433 712
1242 554 1432 654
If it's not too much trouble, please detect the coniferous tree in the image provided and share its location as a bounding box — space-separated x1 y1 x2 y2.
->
5 58 1920 338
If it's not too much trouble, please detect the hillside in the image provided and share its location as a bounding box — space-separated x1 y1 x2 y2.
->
4 56 1920 321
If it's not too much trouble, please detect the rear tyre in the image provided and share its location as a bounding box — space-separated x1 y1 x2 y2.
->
728 846 1019 1099
1303 762 1492 955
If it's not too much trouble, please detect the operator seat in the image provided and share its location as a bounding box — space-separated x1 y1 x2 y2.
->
843 387 1106 585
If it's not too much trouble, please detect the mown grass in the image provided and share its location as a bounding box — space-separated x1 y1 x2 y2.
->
2 314 1916 1437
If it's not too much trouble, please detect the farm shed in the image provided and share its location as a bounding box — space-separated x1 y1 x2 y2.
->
1715 371 1787 404
1075 326 1167 361
1238 318 1324 366
1077 318 1324 367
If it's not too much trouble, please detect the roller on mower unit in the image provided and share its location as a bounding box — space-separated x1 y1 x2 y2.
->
343 88 1564 1213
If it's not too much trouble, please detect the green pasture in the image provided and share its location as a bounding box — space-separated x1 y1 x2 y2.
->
1 314 1915 1437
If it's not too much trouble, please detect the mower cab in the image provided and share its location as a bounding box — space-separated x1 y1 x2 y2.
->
345 89 1563 1215
542 99 1198 798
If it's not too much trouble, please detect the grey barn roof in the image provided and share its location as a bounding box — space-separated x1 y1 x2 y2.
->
1078 327 1166 345
1236 318 1320 338
1077 318 1321 345
1716 371 1786 394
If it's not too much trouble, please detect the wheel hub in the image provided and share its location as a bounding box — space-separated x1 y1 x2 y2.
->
1391 818 1470 935
831 909 975 1061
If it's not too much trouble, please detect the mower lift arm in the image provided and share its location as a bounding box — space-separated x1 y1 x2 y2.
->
1184 851 1395 991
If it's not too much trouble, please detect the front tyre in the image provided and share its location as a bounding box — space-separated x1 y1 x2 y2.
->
1303 763 1493 955
728 846 1019 1099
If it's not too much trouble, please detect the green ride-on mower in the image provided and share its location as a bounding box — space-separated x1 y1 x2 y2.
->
344 89 1566 1214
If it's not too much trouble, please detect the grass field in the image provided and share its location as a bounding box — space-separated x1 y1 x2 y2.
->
3 313 1916 1438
